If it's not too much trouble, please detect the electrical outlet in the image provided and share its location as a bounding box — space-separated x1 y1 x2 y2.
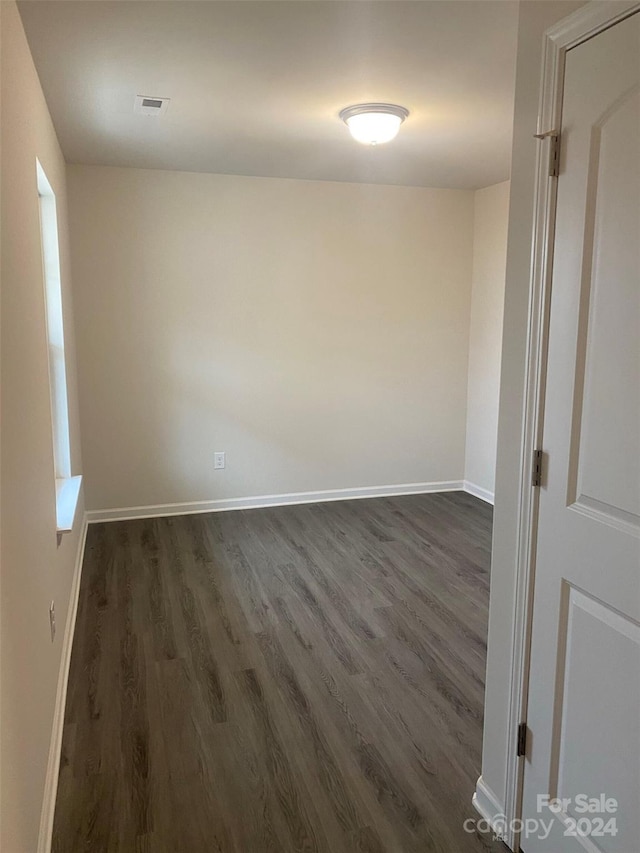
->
214 451 225 470
49 601 56 642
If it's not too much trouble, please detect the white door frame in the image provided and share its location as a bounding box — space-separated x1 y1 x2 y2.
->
503 2 640 850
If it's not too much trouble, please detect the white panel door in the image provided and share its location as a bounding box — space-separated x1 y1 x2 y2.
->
521 12 640 853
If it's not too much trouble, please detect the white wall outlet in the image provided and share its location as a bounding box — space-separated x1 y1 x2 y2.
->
214 451 225 470
49 601 56 642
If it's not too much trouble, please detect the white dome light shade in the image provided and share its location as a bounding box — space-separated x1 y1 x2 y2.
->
339 103 409 145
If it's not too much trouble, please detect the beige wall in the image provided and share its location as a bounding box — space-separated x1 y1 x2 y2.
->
0 3 85 851
479 0 586 819
67 165 475 512
464 181 510 500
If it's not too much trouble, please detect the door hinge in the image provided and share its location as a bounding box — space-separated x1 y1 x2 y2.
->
517 722 528 758
532 449 544 487
549 133 560 177
534 130 560 177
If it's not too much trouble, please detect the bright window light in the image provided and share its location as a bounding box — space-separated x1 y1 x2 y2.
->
37 160 80 532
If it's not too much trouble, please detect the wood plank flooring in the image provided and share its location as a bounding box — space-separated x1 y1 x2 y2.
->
54 492 505 852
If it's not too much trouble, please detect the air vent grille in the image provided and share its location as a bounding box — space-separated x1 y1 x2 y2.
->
133 95 170 116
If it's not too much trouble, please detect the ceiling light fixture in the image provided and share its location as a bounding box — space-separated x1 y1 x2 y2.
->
339 103 409 146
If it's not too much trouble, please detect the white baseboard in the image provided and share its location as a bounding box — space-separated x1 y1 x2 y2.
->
472 776 510 846
86 480 465 523
463 480 495 505
38 513 89 853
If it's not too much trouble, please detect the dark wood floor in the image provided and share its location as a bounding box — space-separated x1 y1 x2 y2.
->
54 492 504 852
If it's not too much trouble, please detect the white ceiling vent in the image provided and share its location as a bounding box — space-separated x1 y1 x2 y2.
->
133 95 170 116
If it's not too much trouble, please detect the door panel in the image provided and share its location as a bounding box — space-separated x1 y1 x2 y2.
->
521 12 640 852
570 87 640 529
553 588 640 851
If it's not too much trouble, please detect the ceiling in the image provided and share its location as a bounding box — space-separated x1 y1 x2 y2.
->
18 1 518 189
